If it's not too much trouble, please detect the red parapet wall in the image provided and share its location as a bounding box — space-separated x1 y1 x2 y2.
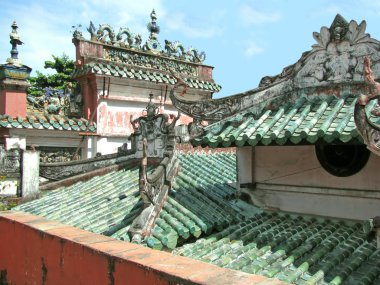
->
0 211 287 285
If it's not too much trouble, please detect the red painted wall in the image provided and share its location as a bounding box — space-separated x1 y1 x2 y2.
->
0 90 26 118
0 211 287 285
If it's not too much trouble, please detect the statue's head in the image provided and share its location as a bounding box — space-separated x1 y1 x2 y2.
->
330 14 349 42
145 93 158 119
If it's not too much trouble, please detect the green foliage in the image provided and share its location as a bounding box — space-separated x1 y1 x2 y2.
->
0 197 18 211
28 54 76 97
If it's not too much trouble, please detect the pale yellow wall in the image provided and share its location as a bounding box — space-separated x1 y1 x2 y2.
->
237 145 380 220
253 145 380 191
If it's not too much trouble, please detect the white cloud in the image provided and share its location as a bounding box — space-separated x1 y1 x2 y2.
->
240 4 281 25
245 42 263 57
164 11 224 39
0 3 75 74
0 0 167 75
77 0 166 34
324 4 344 15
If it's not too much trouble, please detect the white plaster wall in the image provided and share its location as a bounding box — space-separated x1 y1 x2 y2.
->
21 151 40 198
5 136 26 150
10 129 82 148
96 77 211 102
96 136 126 155
82 136 95 159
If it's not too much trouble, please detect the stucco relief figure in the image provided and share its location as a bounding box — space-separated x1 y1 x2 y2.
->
296 15 357 86
325 23 355 81
294 14 380 89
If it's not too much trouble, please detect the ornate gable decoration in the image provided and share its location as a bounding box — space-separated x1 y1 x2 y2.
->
170 14 380 125
294 14 380 88
72 10 206 65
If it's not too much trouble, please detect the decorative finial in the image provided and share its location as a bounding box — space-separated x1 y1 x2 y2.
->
329 14 349 42
147 9 160 38
144 10 162 53
7 21 23 65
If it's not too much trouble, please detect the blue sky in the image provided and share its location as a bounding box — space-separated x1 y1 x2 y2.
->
1 0 380 98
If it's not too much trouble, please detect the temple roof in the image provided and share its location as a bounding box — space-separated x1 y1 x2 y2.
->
72 10 221 93
191 94 380 148
15 151 238 249
0 113 96 132
169 15 380 150
14 150 380 284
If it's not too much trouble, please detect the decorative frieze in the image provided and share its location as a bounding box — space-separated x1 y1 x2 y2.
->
103 48 197 76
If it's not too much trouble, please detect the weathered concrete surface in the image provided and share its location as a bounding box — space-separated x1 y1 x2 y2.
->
21 150 39 198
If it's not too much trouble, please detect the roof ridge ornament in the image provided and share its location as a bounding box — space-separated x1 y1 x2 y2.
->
311 14 375 52
147 9 160 37
74 10 206 63
7 21 23 66
144 9 162 53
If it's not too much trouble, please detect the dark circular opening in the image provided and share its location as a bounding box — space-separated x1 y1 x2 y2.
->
315 144 370 177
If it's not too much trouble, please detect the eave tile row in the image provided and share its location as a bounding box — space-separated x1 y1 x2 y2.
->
0 113 96 132
192 94 376 148
73 61 222 92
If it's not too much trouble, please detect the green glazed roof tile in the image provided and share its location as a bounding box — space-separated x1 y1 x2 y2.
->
15 151 238 250
72 60 221 92
174 213 379 285
195 94 367 147
0 113 96 132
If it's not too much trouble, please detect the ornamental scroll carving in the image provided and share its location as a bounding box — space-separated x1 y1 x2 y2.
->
170 15 380 127
103 48 197 77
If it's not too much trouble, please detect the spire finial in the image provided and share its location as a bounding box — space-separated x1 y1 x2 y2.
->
147 9 160 38
7 21 23 65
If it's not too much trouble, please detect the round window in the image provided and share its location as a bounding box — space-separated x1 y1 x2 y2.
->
315 144 370 177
